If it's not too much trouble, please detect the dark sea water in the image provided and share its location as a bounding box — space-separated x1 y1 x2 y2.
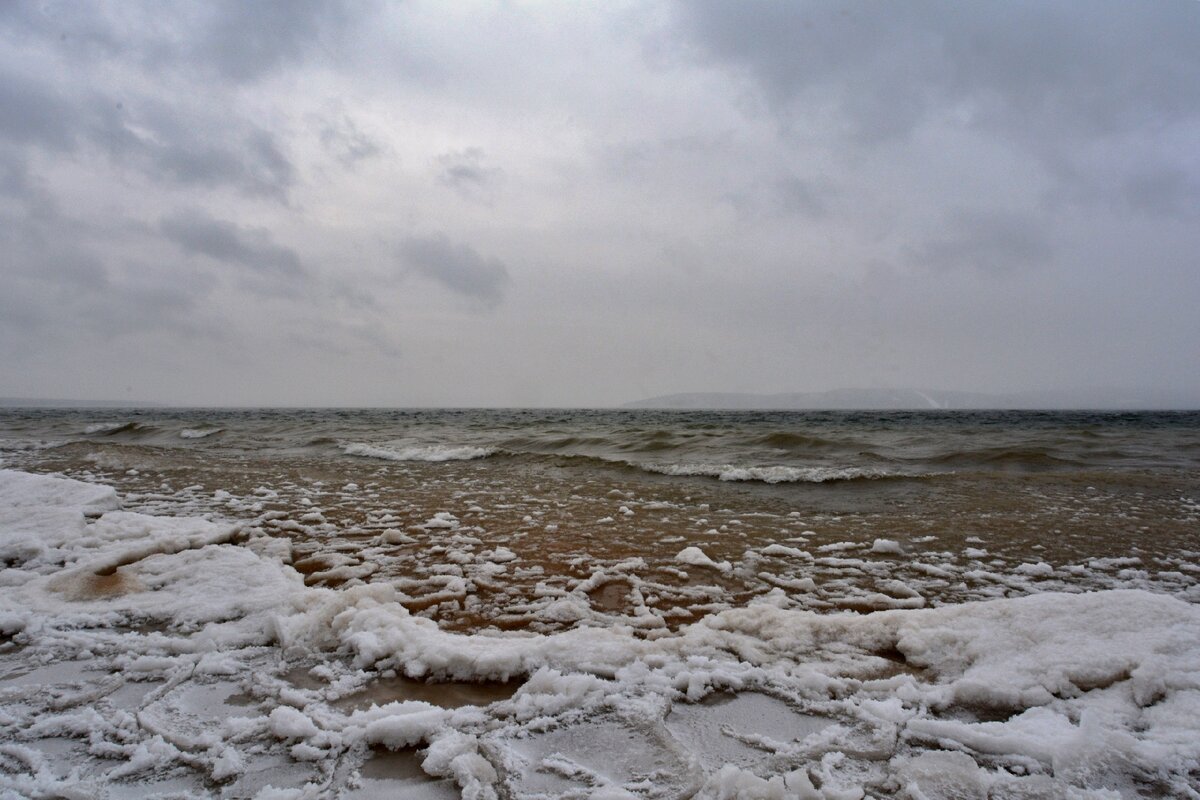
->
3 408 1198 630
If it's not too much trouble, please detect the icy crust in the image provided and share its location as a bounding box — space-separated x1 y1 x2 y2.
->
0 468 118 514
0 468 121 571
1 471 1199 799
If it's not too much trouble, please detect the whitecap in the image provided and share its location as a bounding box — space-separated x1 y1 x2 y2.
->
342 441 496 462
84 421 129 434
636 462 899 484
180 428 221 439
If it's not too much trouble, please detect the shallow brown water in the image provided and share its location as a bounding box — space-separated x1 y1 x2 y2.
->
8 433 1197 636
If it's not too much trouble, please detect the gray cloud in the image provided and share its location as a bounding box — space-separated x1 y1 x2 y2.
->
318 115 382 167
190 0 356 83
6 242 109 294
671 1 1200 222
719 174 831 222
161 210 303 277
0 66 295 200
909 211 1053 274
0 70 79 150
128 123 295 201
0 236 219 349
76 260 220 340
774 176 829 219
0 149 57 222
674 1 1200 144
1121 166 1200 219
0 3 1196 405
87 98 296 201
400 234 511 308
437 148 502 202
1 0 355 84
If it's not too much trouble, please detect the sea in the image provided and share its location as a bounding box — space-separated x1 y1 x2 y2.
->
1 408 1198 798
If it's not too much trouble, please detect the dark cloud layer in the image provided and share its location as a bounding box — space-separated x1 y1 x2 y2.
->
0 65 294 200
675 1 1200 142
400 235 510 308
193 0 355 83
161 210 303 277
0 2 1196 405
911 211 1053 275
675 1 1200 229
437 148 502 203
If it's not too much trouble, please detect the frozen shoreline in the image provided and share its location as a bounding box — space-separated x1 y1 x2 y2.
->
1 468 1198 799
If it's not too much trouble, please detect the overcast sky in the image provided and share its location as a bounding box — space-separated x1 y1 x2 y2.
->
2 1 1198 407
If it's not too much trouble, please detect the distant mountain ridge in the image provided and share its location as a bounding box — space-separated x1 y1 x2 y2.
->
623 388 1194 410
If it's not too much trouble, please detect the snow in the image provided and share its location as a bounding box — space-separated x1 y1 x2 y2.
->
0 468 119 514
675 546 732 573
1015 561 1056 577
1 468 1198 798
419 512 460 530
870 538 903 555
761 544 812 559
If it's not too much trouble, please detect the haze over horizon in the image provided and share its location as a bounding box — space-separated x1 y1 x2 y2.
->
3 2 1199 407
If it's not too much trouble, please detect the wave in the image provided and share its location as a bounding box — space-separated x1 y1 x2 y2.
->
634 462 914 484
746 431 849 451
84 421 137 435
342 442 496 462
527 451 929 484
0 438 64 452
306 436 340 447
925 446 1080 469
84 421 163 438
179 428 222 439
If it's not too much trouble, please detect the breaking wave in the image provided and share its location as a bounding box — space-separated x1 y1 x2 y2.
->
342 442 497 462
634 462 916 484
180 428 222 439
84 421 139 435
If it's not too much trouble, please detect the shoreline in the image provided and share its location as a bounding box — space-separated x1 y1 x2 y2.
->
2 467 1198 797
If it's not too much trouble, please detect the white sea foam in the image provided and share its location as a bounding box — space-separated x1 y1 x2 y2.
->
343 441 496 462
83 421 129 434
2 468 1198 798
636 462 900 484
179 428 221 439
0 438 65 454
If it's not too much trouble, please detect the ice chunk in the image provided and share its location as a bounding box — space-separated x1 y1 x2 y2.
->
675 546 732 573
870 539 903 555
0 469 119 514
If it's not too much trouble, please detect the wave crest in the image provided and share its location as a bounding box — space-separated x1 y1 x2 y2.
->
180 428 222 439
342 442 496 462
637 462 907 484
84 422 135 435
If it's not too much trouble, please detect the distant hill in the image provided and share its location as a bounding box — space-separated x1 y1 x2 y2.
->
623 388 1194 410
0 397 164 408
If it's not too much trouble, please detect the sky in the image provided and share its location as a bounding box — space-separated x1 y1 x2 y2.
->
1 1 1198 407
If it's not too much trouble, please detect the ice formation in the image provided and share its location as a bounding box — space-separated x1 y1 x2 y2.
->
1 468 1198 799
